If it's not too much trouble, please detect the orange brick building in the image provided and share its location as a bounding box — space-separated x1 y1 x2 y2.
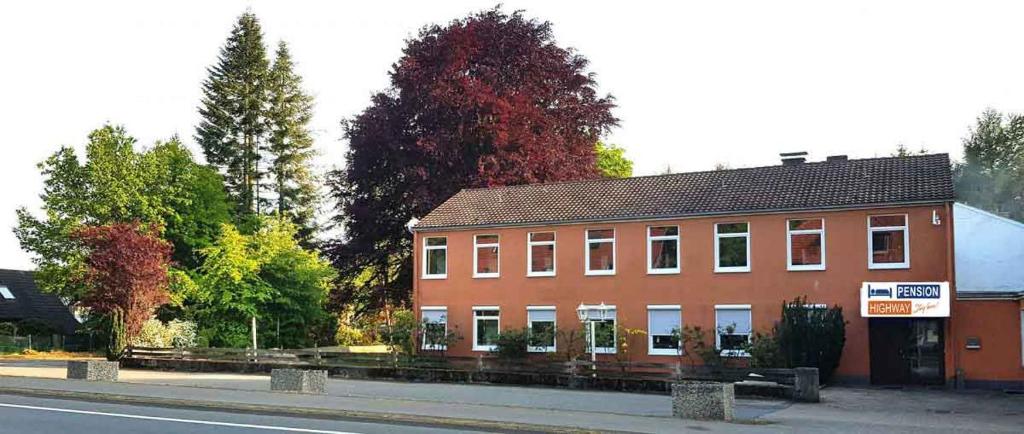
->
411 153 1024 388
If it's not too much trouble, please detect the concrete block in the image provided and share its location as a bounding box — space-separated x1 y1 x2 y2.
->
793 367 820 403
671 381 734 421
271 369 327 394
66 360 119 381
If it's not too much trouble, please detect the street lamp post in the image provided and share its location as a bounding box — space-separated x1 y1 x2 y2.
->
577 302 609 377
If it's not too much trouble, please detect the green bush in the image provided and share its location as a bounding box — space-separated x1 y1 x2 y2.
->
133 318 198 348
746 331 784 368
490 328 530 360
775 296 846 382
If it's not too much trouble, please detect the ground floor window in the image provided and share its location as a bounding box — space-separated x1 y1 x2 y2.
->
473 307 500 351
648 306 681 356
527 307 556 352
715 305 752 356
420 307 447 350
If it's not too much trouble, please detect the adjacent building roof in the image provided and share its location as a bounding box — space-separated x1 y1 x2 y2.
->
415 153 954 230
0 269 80 334
953 203 1024 298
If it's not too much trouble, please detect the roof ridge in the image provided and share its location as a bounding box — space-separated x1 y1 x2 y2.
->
456 153 950 194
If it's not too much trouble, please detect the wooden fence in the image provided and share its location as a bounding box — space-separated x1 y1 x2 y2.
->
125 346 799 384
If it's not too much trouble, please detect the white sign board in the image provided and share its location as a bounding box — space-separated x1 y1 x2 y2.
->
860 282 950 318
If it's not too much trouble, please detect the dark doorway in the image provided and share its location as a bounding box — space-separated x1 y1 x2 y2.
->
869 318 945 385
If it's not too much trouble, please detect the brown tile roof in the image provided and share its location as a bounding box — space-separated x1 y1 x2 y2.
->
415 153 954 230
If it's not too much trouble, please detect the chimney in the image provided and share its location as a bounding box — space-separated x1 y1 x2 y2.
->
780 151 808 166
826 155 848 163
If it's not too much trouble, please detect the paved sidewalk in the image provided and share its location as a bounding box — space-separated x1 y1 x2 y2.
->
1 360 1021 433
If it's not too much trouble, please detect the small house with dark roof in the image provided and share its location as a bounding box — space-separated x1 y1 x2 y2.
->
0 269 80 335
411 152 1022 389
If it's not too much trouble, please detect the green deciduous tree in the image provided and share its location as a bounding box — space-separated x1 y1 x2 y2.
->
196 12 271 218
595 142 633 178
267 41 319 244
192 217 334 348
954 109 1024 221
15 125 231 305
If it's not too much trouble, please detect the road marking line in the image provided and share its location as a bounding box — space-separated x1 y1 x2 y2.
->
0 402 363 434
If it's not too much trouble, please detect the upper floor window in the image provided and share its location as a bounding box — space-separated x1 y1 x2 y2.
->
715 222 750 272
527 232 556 277
473 234 500 278
787 218 825 271
585 229 615 275
868 214 909 269
647 226 680 274
422 237 447 279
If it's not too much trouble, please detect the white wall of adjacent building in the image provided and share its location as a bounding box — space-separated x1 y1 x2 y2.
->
954 202 1024 293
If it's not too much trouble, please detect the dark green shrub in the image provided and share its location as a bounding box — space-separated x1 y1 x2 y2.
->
746 331 784 368
774 296 846 382
491 328 530 360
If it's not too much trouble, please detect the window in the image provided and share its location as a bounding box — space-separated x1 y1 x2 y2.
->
473 307 500 351
585 229 615 275
647 226 680 274
788 218 825 271
582 306 617 354
715 305 752 356
715 223 750 272
868 214 909 269
0 286 14 300
648 306 681 356
527 232 556 277
422 237 447 279
473 235 500 278
527 307 556 352
420 307 447 350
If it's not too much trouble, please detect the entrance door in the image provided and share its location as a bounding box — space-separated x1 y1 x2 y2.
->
869 318 945 385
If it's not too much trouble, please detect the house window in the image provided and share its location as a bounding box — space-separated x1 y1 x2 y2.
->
585 229 615 275
648 306 681 356
527 307 556 352
420 307 447 350
715 305 752 356
788 218 825 271
473 307 500 351
527 232 556 277
582 307 617 354
868 214 909 269
647 226 680 274
422 237 447 279
715 223 750 272
473 235 500 278
0 286 14 300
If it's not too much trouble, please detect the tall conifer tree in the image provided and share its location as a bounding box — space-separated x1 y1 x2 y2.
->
267 41 319 243
196 12 270 220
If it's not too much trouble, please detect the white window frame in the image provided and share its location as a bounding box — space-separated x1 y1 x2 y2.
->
714 222 751 273
420 306 448 351
0 286 14 300
647 226 681 274
421 237 447 279
867 214 910 270
527 306 557 353
714 304 752 357
787 218 826 271
472 234 500 278
526 232 556 277
585 229 616 276
647 305 682 356
472 306 500 352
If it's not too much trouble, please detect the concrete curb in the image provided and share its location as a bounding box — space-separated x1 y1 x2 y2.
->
0 385 607 433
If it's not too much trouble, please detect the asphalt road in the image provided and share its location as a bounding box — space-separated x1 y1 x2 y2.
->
0 393 488 434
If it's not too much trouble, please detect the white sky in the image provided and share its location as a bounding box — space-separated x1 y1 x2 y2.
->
3 0 1024 269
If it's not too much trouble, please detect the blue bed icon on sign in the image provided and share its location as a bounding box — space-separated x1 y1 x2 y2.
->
868 285 892 298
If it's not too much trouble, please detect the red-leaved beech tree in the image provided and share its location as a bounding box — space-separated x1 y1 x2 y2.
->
74 222 173 340
326 7 618 312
